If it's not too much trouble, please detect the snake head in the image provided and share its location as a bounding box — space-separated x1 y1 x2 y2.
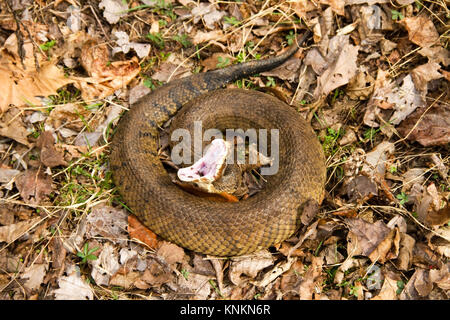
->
177 139 230 190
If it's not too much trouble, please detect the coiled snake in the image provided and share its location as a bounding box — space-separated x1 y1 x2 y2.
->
110 31 326 256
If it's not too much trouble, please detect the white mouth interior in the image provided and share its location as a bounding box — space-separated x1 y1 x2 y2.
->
177 139 229 183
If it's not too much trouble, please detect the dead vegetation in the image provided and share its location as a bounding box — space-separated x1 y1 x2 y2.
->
0 0 449 300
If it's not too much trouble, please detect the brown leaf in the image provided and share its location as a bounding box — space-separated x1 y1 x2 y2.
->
140 261 174 287
200 53 235 72
128 214 158 249
346 218 391 257
400 16 440 48
15 169 53 205
0 108 31 147
75 39 140 101
156 241 186 265
90 243 120 286
312 35 359 98
0 34 74 113
151 62 190 83
411 62 443 93
396 233 415 271
298 255 324 300
368 227 400 264
36 131 68 168
86 205 128 242
261 57 302 82
397 104 450 146
346 175 378 202
0 217 41 243
21 263 48 292
229 250 274 286
371 274 398 300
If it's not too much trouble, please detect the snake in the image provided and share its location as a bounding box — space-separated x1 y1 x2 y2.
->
109 31 326 256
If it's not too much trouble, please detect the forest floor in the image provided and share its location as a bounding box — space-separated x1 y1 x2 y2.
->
0 0 449 300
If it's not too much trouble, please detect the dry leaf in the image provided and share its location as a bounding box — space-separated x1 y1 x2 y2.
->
312 35 359 98
397 104 450 147
361 141 395 177
21 263 48 292
128 214 158 249
112 31 151 58
36 131 68 167
0 108 32 147
140 260 173 287
85 205 128 242
98 0 128 24
0 217 41 243
177 272 212 299
157 241 185 265
75 39 140 101
229 250 274 286
53 267 94 300
298 255 323 300
371 274 398 300
151 62 190 82
15 169 53 205
346 218 391 257
400 16 440 48
90 243 120 286
411 62 443 93
0 34 74 113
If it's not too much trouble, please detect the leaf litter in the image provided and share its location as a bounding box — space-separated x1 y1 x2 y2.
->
0 0 449 301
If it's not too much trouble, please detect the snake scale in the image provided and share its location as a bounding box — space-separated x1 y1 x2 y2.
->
110 31 326 256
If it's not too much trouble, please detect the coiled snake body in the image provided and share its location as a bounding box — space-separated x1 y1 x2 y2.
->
110 32 326 256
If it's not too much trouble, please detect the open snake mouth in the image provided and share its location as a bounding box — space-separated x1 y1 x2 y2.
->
177 139 229 183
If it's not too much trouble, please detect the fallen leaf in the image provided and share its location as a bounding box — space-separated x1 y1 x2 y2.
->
90 243 120 286
0 34 74 113
151 62 190 82
128 214 158 249
371 274 398 300
312 35 359 98
361 141 395 177
21 263 48 292
389 74 424 125
400 16 440 48
109 271 140 289
200 53 235 72
298 255 324 300
53 266 94 300
98 0 128 24
261 57 302 82
418 46 450 67
429 263 450 290
346 218 391 257
192 30 225 45
397 104 450 146
395 233 415 271
85 205 128 242
229 250 274 286
0 168 21 185
191 3 226 30
156 241 186 266
411 61 443 93
112 31 151 58
75 39 141 101
346 175 378 202
177 272 212 299
15 169 53 205
140 260 174 287
36 131 68 167
0 108 32 147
